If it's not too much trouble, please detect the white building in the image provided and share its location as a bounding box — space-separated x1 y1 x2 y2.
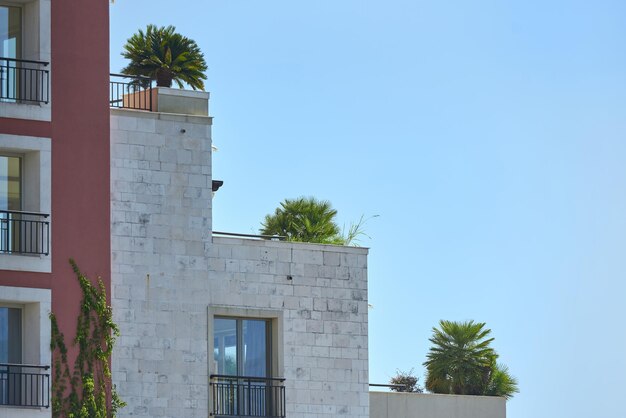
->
110 90 370 418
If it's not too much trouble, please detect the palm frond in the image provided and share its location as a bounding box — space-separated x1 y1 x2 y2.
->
121 24 207 90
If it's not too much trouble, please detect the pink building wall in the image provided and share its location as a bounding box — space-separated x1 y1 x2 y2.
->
0 0 111 363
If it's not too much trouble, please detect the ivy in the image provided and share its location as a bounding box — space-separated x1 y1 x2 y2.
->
50 259 125 418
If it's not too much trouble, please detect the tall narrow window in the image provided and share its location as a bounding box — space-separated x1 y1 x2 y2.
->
0 155 22 253
212 318 285 417
0 6 22 102
0 6 21 60
0 306 23 407
0 155 22 211
0 307 22 364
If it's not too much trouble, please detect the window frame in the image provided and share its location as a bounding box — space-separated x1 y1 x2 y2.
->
0 134 51 272
208 307 284 380
214 316 272 378
0 303 23 365
0 152 24 211
0 2 23 60
0 0 51 121
0 287 51 409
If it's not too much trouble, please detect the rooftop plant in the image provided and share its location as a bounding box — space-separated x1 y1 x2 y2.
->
260 197 375 245
121 24 207 90
423 320 519 399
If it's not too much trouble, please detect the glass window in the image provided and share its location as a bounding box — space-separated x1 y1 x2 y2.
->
0 307 22 406
214 317 270 377
0 155 22 211
1 5 22 102
0 5 21 60
242 320 267 377
212 317 283 417
0 307 22 364
214 318 237 376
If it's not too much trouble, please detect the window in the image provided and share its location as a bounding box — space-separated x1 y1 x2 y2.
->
0 135 51 271
211 315 285 418
0 290 51 409
0 154 23 254
214 317 270 378
0 0 50 117
0 154 21 211
0 305 25 407
0 5 21 103
0 5 21 60
0 153 49 256
0 306 22 364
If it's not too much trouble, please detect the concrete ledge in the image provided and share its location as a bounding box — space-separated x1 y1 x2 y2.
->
212 235 369 254
0 102 51 121
110 107 213 125
153 87 209 116
370 392 506 418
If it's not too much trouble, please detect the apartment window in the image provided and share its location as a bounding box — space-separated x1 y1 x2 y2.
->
0 154 22 254
0 153 48 256
0 306 22 364
0 5 21 60
211 317 285 418
0 136 51 271
0 303 50 409
0 305 23 407
214 318 270 377
0 5 21 102
0 154 21 211
0 1 50 109
0 287 51 410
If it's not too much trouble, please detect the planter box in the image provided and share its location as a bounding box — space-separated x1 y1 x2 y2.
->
122 87 209 116
152 87 209 116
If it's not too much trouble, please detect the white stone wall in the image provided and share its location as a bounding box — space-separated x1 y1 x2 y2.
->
110 109 213 418
210 237 369 418
110 108 369 418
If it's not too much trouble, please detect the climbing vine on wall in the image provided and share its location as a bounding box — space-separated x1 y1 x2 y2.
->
50 259 125 418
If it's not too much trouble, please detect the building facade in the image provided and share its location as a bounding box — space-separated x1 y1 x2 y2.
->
1 2 369 418
109 91 369 418
1 0 110 417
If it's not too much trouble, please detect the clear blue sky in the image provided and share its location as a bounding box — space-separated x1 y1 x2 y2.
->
110 2 626 417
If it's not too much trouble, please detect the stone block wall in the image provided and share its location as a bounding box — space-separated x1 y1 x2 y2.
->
110 108 369 418
110 109 213 418
210 237 369 418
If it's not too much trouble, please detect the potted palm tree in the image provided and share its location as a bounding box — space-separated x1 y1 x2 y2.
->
121 24 207 90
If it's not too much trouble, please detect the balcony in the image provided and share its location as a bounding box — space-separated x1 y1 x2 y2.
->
0 363 50 408
0 58 50 105
109 73 210 116
210 375 286 418
0 210 50 256
110 73 153 111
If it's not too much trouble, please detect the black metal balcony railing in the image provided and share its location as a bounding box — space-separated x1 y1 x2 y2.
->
0 210 50 256
0 363 50 408
210 375 286 418
0 57 50 104
212 231 287 241
110 73 153 111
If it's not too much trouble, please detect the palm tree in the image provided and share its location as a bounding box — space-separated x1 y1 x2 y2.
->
484 363 519 399
423 320 518 399
121 25 207 90
260 197 344 244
